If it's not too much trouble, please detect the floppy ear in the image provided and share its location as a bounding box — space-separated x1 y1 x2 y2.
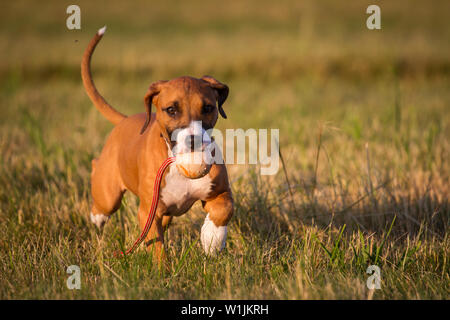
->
140 80 167 134
201 75 229 119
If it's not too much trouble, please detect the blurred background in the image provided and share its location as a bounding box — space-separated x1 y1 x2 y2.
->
1 0 449 134
1 0 449 149
0 0 448 299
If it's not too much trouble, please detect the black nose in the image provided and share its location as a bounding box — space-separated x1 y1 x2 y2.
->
185 135 203 151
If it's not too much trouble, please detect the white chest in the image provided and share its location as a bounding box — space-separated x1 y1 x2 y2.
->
160 165 213 215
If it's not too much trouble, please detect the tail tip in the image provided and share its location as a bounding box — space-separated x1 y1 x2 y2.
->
97 26 107 36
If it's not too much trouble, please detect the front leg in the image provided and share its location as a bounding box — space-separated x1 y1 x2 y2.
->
201 191 233 255
138 200 167 264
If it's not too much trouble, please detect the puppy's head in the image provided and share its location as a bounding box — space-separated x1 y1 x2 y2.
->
141 76 229 155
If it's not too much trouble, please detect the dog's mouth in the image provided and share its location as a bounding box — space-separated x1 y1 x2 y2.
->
170 137 210 154
168 123 214 155
166 122 217 179
173 141 214 179
172 135 216 179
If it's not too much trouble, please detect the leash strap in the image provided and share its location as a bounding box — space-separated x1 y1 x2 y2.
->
114 156 176 257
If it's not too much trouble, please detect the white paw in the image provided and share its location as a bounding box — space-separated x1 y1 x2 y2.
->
201 213 227 255
90 212 109 228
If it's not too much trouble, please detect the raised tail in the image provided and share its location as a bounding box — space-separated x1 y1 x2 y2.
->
81 26 126 125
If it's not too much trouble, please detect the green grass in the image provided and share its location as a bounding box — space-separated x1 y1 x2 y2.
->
0 0 449 299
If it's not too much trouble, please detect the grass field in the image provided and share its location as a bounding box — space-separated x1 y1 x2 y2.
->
0 0 449 299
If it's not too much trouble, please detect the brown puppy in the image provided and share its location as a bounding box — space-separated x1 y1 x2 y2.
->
82 27 233 262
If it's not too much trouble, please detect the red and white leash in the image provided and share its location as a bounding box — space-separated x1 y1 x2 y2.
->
114 156 176 257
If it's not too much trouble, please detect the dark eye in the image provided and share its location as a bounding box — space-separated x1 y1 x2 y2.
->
202 104 215 114
164 105 178 116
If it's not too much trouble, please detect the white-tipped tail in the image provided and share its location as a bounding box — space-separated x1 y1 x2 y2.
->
81 26 126 125
97 26 107 36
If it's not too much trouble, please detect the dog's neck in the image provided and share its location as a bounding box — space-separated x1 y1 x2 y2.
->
143 116 173 158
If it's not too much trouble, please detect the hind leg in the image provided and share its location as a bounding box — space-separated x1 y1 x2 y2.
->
90 158 125 228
